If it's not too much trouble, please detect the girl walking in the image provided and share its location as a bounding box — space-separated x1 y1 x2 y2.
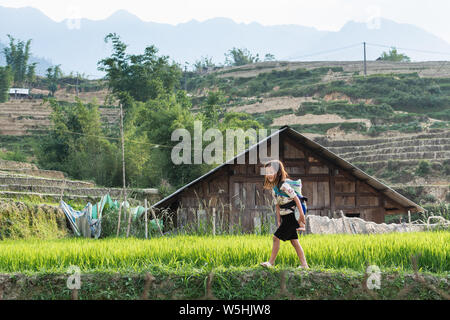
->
260 159 309 269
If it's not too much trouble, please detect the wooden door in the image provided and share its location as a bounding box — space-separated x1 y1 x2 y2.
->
231 179 274 232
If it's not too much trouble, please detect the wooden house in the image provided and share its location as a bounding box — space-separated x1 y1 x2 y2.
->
152 125 424 232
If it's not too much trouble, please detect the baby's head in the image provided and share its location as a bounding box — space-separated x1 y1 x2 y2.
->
263 159 288 189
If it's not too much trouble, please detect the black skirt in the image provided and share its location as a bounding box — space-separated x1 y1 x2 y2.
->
274 211 300 241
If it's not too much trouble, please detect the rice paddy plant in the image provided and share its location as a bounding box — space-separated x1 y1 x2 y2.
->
0 231 448 274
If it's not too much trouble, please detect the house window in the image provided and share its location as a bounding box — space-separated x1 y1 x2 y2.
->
346 213 360 218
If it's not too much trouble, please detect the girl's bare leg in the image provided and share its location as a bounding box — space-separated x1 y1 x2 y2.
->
290 239 309 268
268 236 280 265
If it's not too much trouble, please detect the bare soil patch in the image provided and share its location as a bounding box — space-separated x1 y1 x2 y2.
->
229 96 316 114
272 113 372 128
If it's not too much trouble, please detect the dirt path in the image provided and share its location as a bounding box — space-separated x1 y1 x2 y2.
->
229 96 316 114
272 113 372 128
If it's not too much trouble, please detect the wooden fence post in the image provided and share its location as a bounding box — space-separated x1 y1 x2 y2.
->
116 201 123 237
150 207 164 236
71 288 78 300
212 208 216 236
144 199 148 239
60 179 66 202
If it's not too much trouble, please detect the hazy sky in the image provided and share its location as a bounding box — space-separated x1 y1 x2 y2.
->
1 0 449 43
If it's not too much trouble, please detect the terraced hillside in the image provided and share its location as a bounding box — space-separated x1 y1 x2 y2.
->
0 87 162 207
0 160 160 206
190 60 450 131
0 99 119 136
316 130 449 166
313 130 450 204
214 60 450 79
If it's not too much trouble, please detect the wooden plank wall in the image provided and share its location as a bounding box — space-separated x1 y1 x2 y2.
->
280 135 386 223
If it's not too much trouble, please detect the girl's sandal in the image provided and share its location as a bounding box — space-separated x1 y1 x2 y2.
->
298 265 310 269
260 261 273 268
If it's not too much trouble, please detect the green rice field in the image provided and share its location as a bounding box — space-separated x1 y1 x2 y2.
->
0 231 449 274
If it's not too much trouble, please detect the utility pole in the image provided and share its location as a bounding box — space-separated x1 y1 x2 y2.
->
119 103 130 237
184 62 188 91
363 42 367 76
75 73 79 97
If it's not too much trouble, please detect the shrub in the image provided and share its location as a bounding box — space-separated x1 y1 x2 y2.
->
416 160 431 176
422 194 437 204
443 160 450 176
387 160 401 171
0 147 28 162
429 121 449 129
338 122 367 133
399 121 422 133
367 125 387 137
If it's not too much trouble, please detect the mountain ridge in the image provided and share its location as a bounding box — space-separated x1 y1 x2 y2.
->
1 6 449 77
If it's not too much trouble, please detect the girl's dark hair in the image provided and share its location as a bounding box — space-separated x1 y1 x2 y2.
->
263 159 289 190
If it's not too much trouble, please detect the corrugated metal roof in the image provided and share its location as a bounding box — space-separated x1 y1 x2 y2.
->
9 88 29 95
153 125 424 213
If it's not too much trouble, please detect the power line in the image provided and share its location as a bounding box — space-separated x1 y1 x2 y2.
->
284 41 450 77
53 128 173 149
363 41 367 76
285 42 362 60
365 41 450 77
285 41 450 62
435 60 449 73
365 42 450 56
50 127 257 153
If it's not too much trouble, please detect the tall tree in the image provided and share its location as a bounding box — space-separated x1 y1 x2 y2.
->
3 35 34 86
0 66 12 102
26 62 37 87
37 98 120 187
225 47 260 66
378 47 411 62
202 90 226 127
46 65 62 96
264 53 276 61
194 56 216 73
134 92 212 189
98 33 182 107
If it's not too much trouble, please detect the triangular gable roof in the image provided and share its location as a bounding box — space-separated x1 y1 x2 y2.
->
152 125 424 213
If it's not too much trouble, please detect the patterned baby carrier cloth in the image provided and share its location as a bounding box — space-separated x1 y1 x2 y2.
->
273 178 308 215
